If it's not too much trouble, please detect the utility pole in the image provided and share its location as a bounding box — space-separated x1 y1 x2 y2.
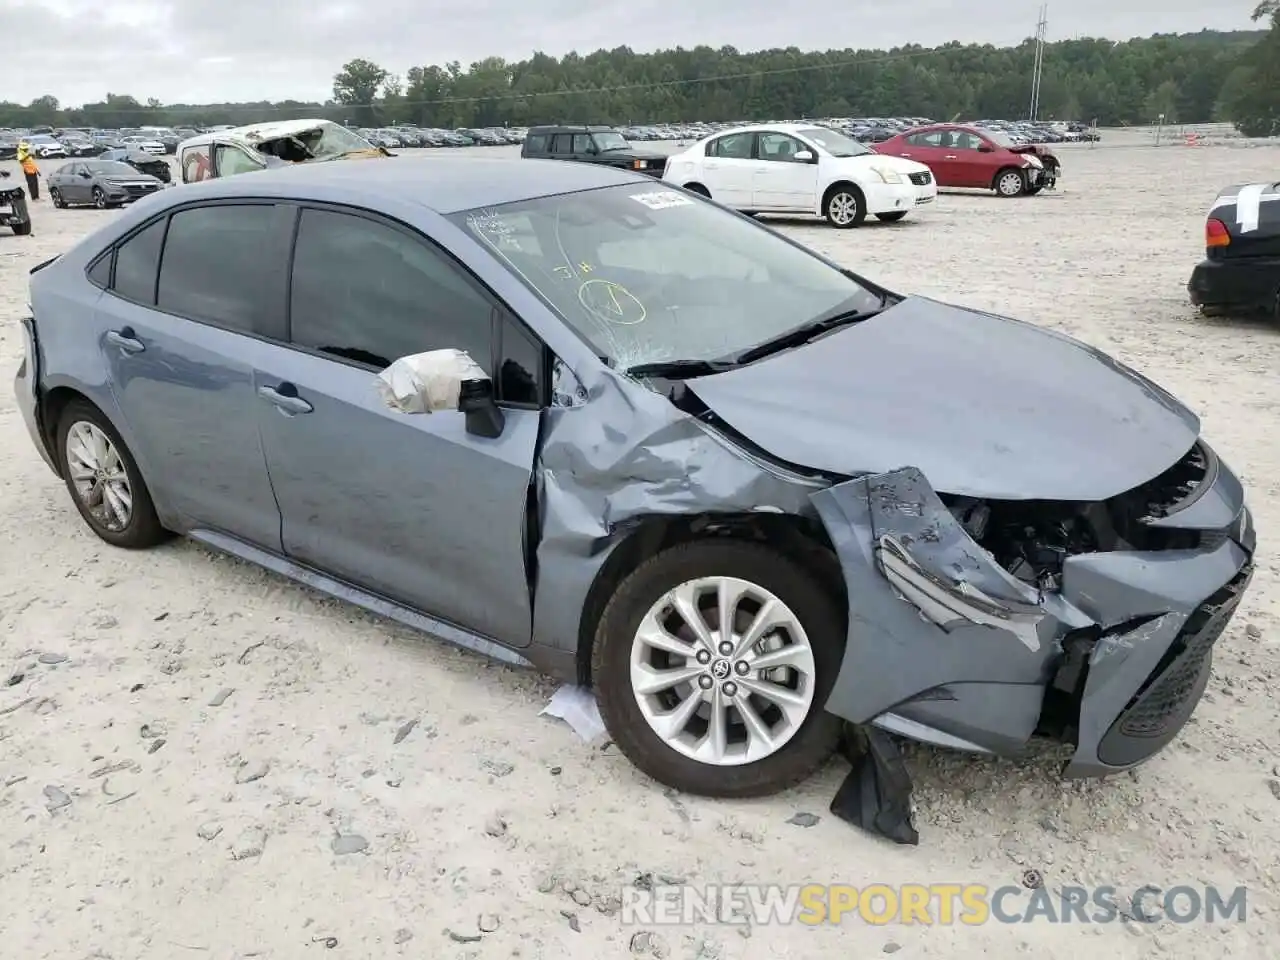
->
1029 4 1048 121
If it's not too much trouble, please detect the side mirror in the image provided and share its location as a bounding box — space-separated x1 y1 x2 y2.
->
793 150 815 162
458 378 504 438
80 171 93 178
977 144 994 153
0 170 9 178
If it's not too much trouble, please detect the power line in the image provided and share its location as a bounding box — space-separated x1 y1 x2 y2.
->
37 45 988 116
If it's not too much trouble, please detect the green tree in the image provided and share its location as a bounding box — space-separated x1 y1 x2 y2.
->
1225 2 1280 136
333 57 389 125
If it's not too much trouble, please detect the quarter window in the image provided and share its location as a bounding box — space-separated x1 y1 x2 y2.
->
289 208 494 371
156 204 279 333
496 314 543 406
525 133 548 153
181 144 212 183
111 219 166 305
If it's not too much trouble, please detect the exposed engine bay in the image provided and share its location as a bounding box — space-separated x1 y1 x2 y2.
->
943 442 1210 591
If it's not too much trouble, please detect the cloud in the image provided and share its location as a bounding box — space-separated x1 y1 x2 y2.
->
1 0 1261 106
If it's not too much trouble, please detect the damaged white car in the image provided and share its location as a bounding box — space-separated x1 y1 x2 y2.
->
16 160 1256 816
177 119 388 184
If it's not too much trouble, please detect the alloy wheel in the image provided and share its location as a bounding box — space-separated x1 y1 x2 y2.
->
827 192 859 225
93 188 106 209
65 421 133 531
629 576 817 766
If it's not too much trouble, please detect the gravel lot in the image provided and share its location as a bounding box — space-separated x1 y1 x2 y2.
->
1 130 1278 959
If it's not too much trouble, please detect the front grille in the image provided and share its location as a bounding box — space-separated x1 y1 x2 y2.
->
908 171 932 186
123 184 160 198
1097 565 1251 764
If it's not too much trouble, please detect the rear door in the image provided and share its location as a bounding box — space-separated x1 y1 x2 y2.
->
700 131 757 207
251 205 542 647
897 131 950 185
95 201 291 547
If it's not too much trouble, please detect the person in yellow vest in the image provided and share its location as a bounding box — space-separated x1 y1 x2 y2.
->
17 142 40 200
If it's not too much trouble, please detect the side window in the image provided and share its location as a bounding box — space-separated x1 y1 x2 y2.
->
157 204 280 333
525 133 548 153
707 133 753 159
497 313 543 406
572 134 594 153
549 134 572 155
111 219 167 305
906 132 942 147
758 133 805 163
289 208 494 371
955 132 984 151
87 252 112 290
181 144 212 183
214 144 263 178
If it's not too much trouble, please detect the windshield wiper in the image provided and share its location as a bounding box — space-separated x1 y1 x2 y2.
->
625 358 736 379
731 303 885 365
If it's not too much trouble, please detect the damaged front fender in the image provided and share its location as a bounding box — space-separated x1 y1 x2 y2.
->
811 467 1068 755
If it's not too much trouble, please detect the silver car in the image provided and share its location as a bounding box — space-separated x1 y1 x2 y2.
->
15 159 1256 801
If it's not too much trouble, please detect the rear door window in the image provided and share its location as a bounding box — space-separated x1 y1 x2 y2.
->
156 204 282 334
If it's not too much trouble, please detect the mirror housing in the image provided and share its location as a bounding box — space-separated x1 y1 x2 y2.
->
80 171 93 178
793 150 815 162
977 144 994 153
458 378 504 438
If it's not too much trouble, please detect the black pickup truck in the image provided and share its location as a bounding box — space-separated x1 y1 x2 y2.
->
520 125 666 176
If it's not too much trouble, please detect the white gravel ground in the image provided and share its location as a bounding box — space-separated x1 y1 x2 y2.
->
1 129 1278 960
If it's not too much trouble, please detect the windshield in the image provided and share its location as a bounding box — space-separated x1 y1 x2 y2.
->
983 129 1016 148
797 127 873 157
86 161 142 177
593 131 631 152
450 184 880 369
288 121 376 158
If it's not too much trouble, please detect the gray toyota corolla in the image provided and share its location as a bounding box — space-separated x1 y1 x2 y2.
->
15 158 1255 799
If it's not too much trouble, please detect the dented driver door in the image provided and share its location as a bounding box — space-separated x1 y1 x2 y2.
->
254 206 541 648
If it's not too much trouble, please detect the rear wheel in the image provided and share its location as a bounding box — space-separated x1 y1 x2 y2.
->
592 540 846 798
50 187 66 209
56 400 169 549
876 211 908 223
994 167 1026 197
683 182 710 198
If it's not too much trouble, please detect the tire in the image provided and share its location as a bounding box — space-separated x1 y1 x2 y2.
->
823 183 867 228
592 540 846 798
683 182 710 198
92 187 107 209
55 399 169 549
994 167 1026 198
876 211 908 223
50 187 65 209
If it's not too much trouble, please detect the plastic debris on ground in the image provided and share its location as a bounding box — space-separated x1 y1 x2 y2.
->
541 685 608 742
829 725 920 845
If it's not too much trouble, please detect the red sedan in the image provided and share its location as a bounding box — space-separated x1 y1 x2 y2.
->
874 124 1060 197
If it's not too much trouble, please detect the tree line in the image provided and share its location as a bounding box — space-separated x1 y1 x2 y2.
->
2 11 1277 137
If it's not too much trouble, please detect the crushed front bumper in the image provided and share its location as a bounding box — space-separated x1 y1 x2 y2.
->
811 450 1254 777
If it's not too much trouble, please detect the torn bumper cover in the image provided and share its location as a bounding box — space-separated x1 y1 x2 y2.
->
811 460 1255 778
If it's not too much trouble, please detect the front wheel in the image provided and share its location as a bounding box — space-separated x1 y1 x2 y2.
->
592 541 846 798
994 168 1027 198
824 185 867 228
92 187 108 209
876 211 908 223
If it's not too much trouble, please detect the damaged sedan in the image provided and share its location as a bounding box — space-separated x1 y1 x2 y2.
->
16 159 1255 803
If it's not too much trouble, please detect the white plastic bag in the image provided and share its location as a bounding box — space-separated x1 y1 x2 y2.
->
376 348 487 414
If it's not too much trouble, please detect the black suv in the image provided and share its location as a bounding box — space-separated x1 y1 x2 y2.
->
520 125 666 176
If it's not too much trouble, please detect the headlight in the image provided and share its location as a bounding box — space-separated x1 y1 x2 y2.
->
870 166 903 184
1022 155 1043 168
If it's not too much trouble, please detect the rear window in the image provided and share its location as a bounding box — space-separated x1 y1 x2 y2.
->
525 133 548 153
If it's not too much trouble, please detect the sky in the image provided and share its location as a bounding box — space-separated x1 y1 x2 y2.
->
4 0 1264 107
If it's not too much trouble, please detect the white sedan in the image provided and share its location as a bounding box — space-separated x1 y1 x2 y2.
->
119 136 167 155
662 123 937 227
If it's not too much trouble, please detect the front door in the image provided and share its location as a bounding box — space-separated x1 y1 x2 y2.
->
951 131 994 188
752 132 819 211
97 203 292 548
254 205 540 647
700 131 758 207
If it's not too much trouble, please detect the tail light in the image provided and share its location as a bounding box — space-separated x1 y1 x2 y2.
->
1206 218 1230 248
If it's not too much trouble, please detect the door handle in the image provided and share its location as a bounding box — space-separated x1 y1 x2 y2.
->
258 383 313 415
899 152 911 157
105 328 144 353
943 155 959 159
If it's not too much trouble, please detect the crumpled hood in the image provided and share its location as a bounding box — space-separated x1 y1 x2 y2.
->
688 296 1199 501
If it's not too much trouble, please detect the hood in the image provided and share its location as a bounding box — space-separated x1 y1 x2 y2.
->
687 297 1199 502
1008 143 1053 157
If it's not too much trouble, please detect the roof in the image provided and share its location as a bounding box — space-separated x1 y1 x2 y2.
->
527 124 618 133
157 155 648 214
691 122 847 140
177 118 338 150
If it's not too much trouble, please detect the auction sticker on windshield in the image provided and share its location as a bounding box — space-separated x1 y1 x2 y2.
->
632 191 692 210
